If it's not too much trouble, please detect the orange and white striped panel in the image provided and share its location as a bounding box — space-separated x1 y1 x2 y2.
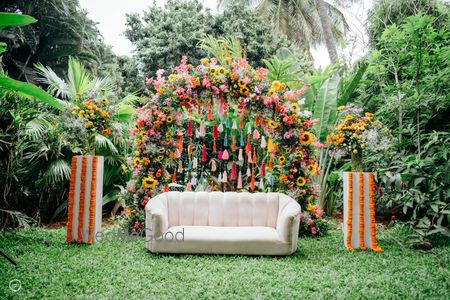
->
66 155 103 244
342 172 381 252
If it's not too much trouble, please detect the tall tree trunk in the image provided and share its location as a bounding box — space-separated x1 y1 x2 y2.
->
316 0 338 64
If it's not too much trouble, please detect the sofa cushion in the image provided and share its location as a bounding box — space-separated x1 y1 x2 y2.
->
165 191 280 228
149 225 293 256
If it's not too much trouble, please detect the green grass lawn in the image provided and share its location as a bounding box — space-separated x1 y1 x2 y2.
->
1 225 449 299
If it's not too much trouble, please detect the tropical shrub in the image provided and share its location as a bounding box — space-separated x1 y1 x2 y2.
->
357 12 450 246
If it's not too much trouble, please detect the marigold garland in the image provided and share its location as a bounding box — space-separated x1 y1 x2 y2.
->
87 156 97 244
77 156 87 243
346 172 354 251
359 172 365 250
369 173 382 252
66 156 77 243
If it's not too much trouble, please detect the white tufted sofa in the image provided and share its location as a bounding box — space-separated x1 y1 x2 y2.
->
145 191 301 256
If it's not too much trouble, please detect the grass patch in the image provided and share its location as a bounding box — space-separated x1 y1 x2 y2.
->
0 226 449 299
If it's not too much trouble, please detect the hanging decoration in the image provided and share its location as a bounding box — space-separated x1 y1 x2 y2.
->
124 56 318 233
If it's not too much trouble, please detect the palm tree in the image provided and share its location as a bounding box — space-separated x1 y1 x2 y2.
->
219 0 348 64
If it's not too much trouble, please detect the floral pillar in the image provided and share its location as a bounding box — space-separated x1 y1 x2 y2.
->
66 155 104 244
342 172 381 252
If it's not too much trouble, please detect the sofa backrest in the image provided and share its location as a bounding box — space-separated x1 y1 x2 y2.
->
160 191 281 228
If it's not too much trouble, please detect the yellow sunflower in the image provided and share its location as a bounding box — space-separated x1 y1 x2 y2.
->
285 147 292 154
142 176 158 189
268 120 279 129
292 103 299 112
155 155 164 162
278 155 286 164
296 176 306 187
300 131 314 145
308 164 318 174
209 67 218 76
157 148 165 154
271 80 282 90
240 86 249 95
238 79 246 88
166 116 174 123
101 97 109 104
133 158 141 166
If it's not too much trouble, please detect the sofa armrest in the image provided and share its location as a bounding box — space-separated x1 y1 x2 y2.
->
145 194 168 239
276 195 301 245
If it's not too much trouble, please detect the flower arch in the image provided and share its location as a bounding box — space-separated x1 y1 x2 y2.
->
124 56 319 232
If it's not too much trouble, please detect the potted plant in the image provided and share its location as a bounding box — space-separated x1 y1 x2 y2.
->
328 104 391 251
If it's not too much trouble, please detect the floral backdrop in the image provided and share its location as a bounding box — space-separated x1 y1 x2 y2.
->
121 56 324 234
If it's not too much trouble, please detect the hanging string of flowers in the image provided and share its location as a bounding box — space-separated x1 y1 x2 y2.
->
359 172 365 250
66 156 77 243
346 172 354 251
77 157 87 243
88 157 98 245
369 173 382 252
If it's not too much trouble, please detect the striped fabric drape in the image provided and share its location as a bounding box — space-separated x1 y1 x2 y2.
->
66 155 103 244
342 172 381 252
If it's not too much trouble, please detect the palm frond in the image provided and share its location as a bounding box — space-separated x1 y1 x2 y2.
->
95 134 118 154
67 56 94 97
35 63 69 98
116 104 135 122
0 209 32 229
23 117 50 141
92 76 115 93
42 159 71 185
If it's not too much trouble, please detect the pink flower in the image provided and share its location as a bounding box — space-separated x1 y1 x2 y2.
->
202 76 211 88
145 77 153 85
308 219 315 226
299 214 305 222
311 227 317 236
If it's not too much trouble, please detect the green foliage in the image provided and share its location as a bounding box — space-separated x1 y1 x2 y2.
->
125 0 291 76
197 34 244 66
369 132 450 245
367 0 449 44
0 12 36 30
0 0 110 80
263 47 312 84
0 76 63 110
359 12 450 245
